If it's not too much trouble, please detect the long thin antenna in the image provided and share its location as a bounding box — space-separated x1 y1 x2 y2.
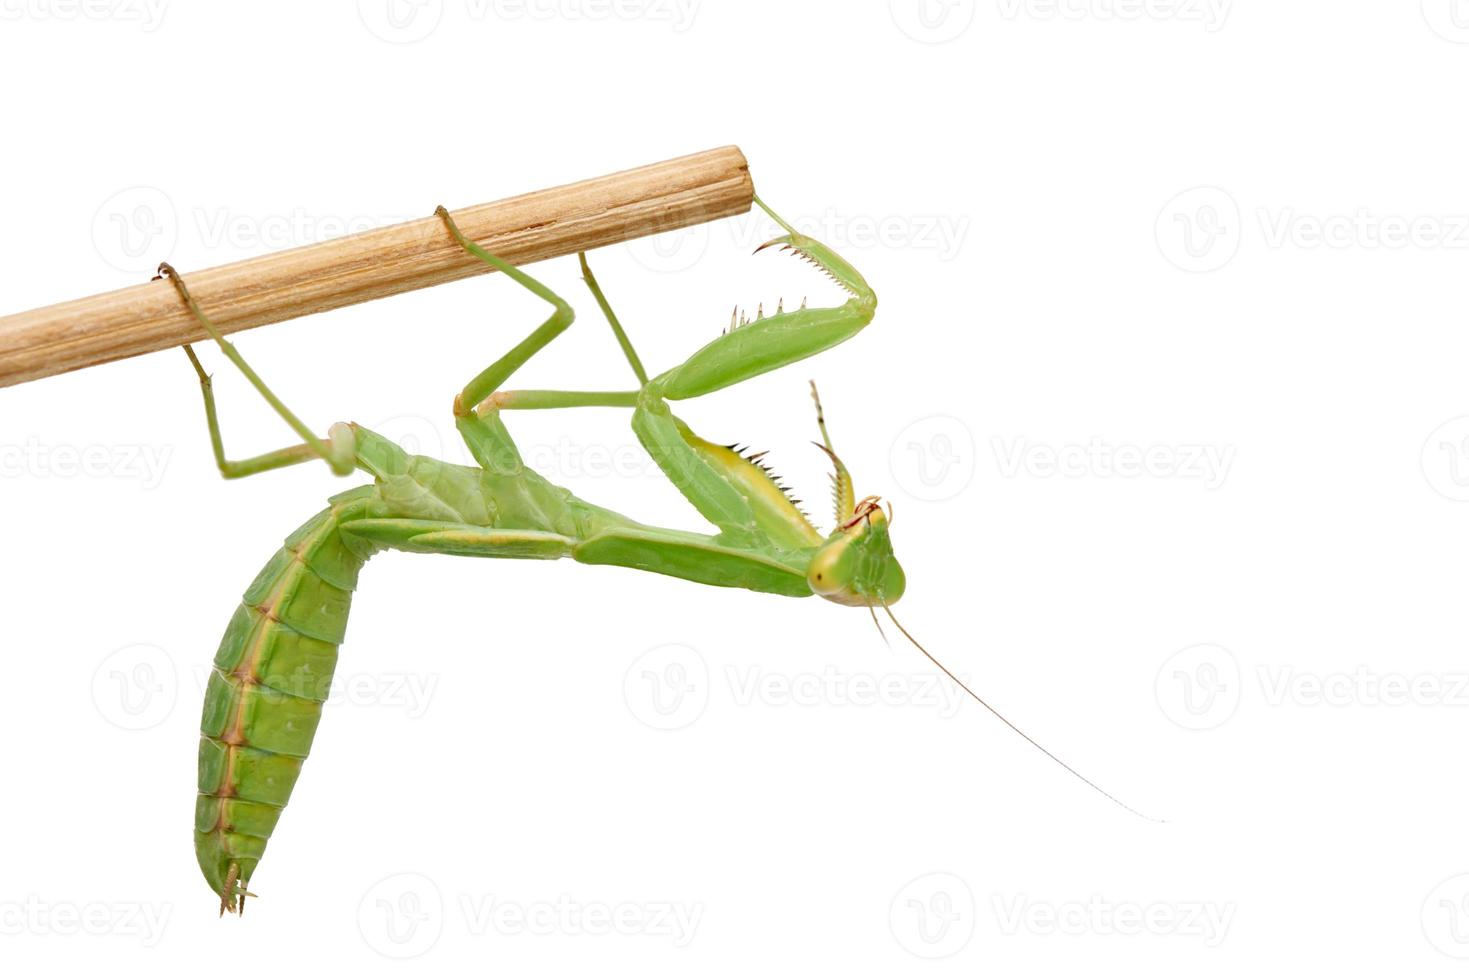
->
882 603 1162 823
866 603 891 648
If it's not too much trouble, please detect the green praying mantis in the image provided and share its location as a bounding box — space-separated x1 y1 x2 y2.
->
161 195 1147 916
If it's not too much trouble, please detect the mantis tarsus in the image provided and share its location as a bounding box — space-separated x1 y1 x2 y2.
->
164 195 1147 917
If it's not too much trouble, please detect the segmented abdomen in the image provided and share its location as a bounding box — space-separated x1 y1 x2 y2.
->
194 486 376 908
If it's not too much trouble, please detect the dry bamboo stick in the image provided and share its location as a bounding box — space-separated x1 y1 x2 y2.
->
0 145 753 389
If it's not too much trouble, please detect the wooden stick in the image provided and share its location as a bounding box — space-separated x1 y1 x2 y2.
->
0 146 753 389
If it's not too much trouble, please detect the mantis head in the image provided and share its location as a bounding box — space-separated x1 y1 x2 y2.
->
807 495 906 606
805 383 905 607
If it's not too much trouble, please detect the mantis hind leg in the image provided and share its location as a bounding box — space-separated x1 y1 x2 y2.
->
432 208 643 471
159 263 355 479
433 206 577 415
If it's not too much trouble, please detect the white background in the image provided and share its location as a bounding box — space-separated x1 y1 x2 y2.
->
2 0 1469 974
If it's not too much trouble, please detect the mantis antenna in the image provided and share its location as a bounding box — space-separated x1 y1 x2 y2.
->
880 602 1163 823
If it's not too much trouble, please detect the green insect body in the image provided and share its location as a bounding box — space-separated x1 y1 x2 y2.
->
195 488 374 906
170 198 909 913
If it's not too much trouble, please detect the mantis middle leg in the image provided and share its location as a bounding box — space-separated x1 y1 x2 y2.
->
432 208 648 474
